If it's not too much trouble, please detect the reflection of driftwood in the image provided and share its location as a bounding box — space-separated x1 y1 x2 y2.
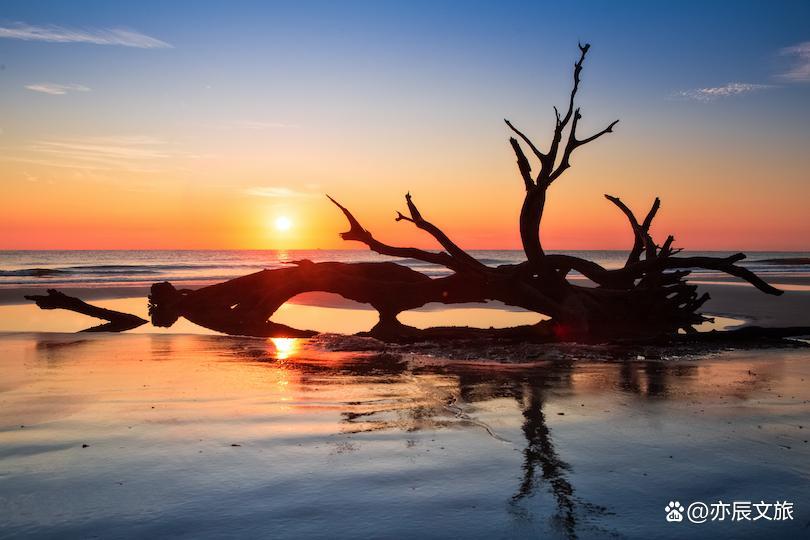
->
25 289 147 332
514 387 576 536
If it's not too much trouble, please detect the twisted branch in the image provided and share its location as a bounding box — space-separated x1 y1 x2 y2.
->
395 192 487 272
605 195 660 265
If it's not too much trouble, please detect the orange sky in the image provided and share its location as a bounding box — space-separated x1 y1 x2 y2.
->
2 121 807 251
1 3 809 251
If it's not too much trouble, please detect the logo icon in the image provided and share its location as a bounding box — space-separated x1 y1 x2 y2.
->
665 501 685 522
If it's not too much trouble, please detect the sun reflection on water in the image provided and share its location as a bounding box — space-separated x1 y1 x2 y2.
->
269 337 299 360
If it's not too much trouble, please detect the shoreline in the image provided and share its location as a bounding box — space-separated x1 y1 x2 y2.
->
3 278 810 329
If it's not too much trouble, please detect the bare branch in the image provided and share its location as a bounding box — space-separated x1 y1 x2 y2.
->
575 119 619 147
604 195 658 265
394 211 413 223
327 195 463 271
543 42 591 178
509 137 534 190
505 119 546 163
659 235 674 256
559 43 590 130
404 191 423 221
548 114 618 184
639 197 660 260
547 109 581 183
641 197 661 231
326 194 369 242
623 254 783 296
26 289 147 332
545 251 783 296
397 193 488 272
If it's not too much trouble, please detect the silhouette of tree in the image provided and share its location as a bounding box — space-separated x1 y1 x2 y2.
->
30 44 795 342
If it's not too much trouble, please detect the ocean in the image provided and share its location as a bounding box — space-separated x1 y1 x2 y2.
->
2 249 809 289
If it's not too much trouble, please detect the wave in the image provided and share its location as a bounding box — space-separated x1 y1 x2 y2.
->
755 257 810 265
2 249 809 288
0 263 275 278
397 257 515 267
0 268 67 277
60 263 269 272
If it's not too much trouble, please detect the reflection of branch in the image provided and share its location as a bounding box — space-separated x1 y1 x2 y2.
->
513 388 577 538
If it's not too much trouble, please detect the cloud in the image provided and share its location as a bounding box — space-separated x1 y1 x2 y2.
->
672 82 772 102
227 120 300 130
25 83 90 95
245 186 318 198
16 135 174 172
779 41 810 82
0 22 171 48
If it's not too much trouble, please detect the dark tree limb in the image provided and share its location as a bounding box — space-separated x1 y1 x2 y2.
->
658 235 682 258
605 195 659 265
395 192 488 273
548 112 619 184
511 42 619 269
508 137 535 190
326 195 464 272
505 119 547 171
575 119 621 147
623 254 783 296
556 44 590 141
546 253 781 296
25 289 147 332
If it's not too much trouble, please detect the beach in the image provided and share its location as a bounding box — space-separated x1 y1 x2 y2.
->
1 333 809 539
1 250 810 539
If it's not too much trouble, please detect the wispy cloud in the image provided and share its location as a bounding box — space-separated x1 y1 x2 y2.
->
14 135 174 172
779 41 810 82
25 83 90 95
0 22 171 48
672 82 772 102
227 120 300 130
245 186 318 198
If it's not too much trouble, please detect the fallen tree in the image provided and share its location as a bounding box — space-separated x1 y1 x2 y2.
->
27 44 793 342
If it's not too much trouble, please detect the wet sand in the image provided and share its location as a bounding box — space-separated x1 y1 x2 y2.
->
700 283 810 327
1 333 809 539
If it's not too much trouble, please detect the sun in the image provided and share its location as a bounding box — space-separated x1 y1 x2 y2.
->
274 216 292 232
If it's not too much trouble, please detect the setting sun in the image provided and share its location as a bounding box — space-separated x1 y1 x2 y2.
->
1 3 809 539
274 216 293 232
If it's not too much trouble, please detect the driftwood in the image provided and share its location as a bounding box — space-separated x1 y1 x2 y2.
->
24 289 147 332
25 44 797 342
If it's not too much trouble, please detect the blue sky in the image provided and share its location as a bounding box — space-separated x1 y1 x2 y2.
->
1 1 809 249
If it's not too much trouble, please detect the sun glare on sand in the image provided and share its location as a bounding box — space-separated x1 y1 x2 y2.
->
274 216 293 232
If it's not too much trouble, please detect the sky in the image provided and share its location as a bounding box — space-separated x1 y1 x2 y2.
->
1 0 809 250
